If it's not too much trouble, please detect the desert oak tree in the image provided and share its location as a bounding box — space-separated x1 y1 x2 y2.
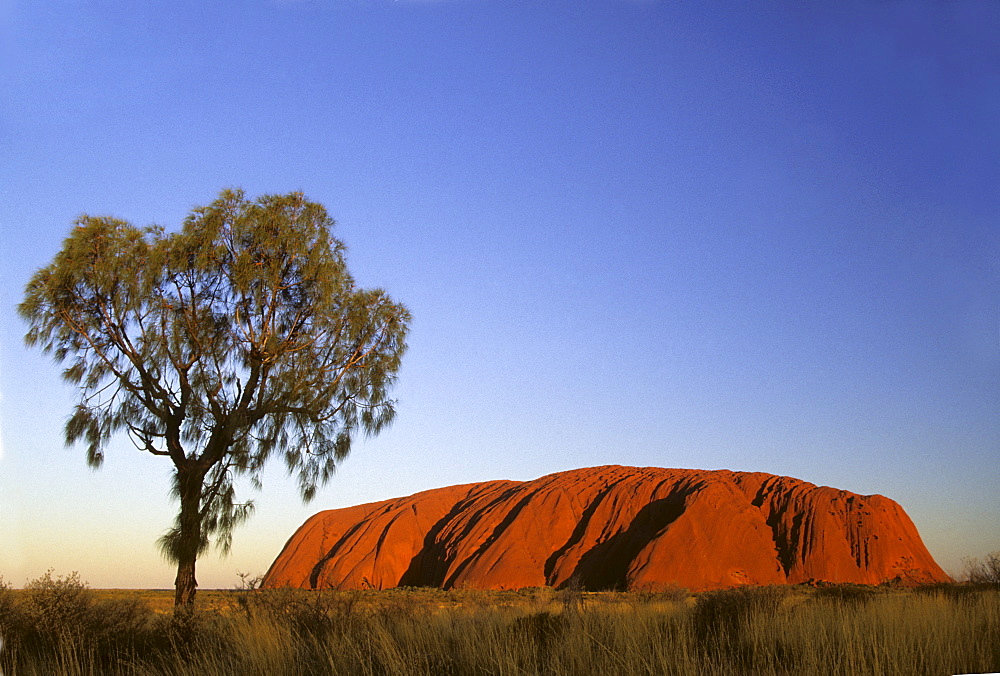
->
19 190 410 607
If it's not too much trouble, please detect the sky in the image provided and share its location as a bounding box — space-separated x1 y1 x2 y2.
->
1 0 998 589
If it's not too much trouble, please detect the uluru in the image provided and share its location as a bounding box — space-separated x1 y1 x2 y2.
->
262 465 949 592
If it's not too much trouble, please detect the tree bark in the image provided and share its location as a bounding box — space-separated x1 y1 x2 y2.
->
174 554 197 608
173 467 204 608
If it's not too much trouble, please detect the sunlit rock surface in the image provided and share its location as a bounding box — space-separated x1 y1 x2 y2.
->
263 465 948 591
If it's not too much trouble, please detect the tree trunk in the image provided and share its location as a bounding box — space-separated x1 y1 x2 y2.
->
173 468 204 609
174 555 197 608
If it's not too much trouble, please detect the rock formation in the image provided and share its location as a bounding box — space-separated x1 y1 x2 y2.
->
262 465 948 591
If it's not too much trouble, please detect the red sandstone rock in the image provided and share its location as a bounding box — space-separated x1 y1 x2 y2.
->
262 466 949 591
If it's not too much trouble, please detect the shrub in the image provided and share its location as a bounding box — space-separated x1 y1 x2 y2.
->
5 569 154 669
913 581 993 601
90 596 150 650
511 610 567 668
692 586 786 639
691 585 790 667
962 551 1000 585
233 586 363 639
812 583 878 605
0 575 26 656
21 569 93 644
629 583 690 604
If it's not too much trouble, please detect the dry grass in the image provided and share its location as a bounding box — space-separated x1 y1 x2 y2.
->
89 589 236 615
1 573 998 675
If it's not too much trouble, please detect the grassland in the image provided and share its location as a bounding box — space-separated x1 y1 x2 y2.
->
1 573 998 675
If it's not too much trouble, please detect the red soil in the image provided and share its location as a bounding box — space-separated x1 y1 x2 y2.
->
262 465 949 591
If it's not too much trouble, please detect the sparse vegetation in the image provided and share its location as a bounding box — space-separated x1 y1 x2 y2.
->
962 550 1000 586
0 572 998 675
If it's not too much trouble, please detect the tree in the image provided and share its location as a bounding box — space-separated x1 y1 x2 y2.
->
19 189 410 608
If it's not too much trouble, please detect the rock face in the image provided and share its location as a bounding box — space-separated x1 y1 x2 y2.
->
262 465 949 591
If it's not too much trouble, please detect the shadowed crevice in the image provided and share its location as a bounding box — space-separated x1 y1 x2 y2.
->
442 489 545 589
569 494 687 591
542 477 632 583
309 519 372 589
396 492 483 588
749 477 798 576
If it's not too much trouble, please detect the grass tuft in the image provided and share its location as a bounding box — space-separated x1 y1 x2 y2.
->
0 574 997 675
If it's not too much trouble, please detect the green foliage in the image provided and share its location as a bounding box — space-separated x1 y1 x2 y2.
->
19 189 410 599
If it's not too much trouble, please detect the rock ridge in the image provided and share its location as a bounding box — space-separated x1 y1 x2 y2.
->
262 465 948 591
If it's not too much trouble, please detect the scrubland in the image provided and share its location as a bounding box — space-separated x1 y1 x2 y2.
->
1 571 998 675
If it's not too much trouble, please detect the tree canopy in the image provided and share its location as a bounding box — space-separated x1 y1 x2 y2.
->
19 189 411 605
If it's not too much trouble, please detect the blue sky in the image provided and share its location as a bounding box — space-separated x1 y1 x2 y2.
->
1 0 998 588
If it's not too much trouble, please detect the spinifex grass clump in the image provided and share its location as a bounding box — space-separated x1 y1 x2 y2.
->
690 585 794 670
1 575 998 675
